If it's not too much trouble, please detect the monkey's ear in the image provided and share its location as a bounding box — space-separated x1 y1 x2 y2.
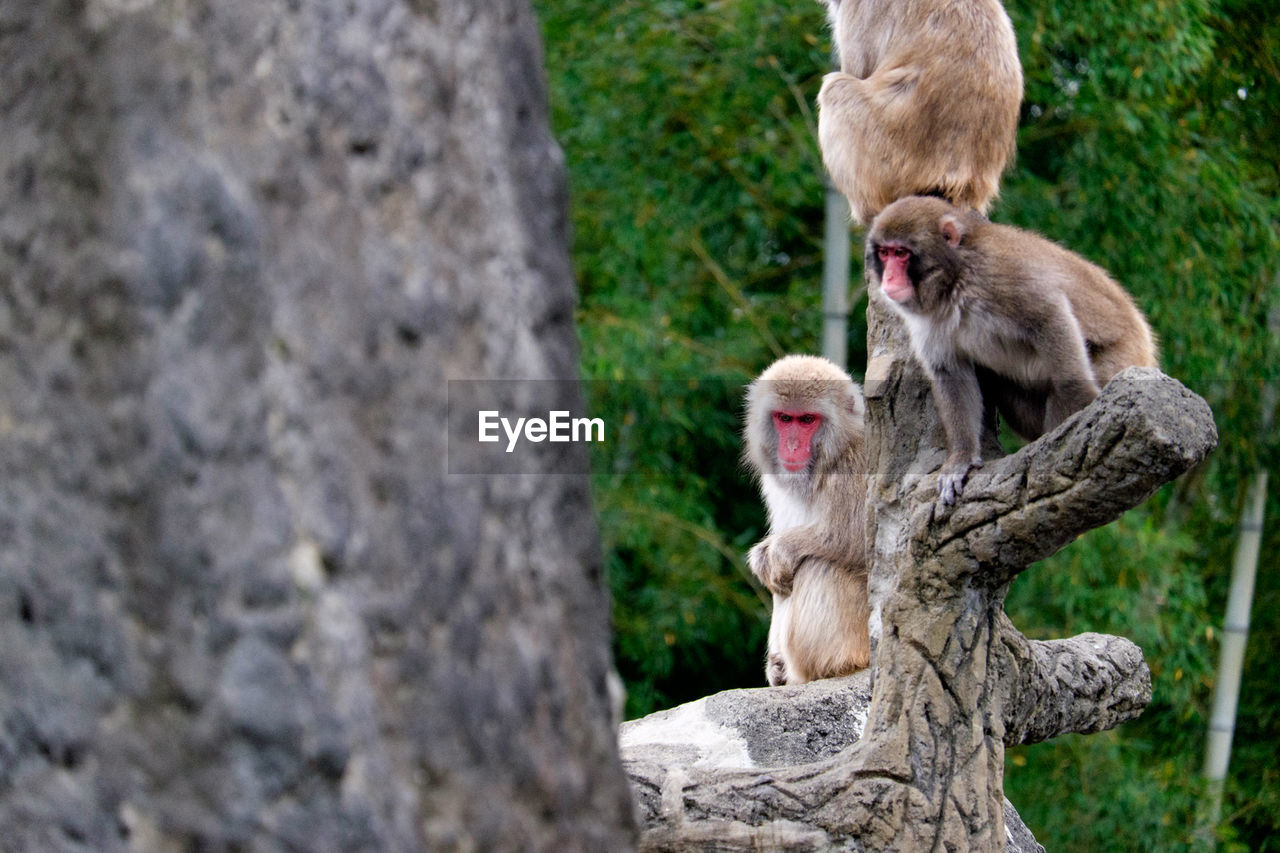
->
845 386 866 423
939 215 964 247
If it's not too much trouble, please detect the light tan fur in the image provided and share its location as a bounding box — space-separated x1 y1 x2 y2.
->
866 196 1158 503
817 0 1023 225
743 355 870 685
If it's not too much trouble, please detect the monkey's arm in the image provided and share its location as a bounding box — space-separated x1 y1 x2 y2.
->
927 361 984 505
748 522 862 595
747 534 803 596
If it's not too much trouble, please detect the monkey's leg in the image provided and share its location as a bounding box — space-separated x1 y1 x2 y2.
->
1035 315 1100 432
928 363 985 504
767 595 792 686
784 565 870 683
978 368 1048 441
1092 333 1160 384
766 653 788 687
1044 378 1099 432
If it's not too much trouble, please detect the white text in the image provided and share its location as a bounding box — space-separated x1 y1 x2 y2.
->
478 410 605 452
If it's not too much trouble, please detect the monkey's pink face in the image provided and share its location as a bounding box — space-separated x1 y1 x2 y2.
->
876 244 914 303
772 410 822 472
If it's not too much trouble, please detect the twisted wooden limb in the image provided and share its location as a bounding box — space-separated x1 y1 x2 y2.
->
622 304 1216 850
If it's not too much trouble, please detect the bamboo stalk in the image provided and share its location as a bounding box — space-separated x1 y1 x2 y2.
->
1203 469 1269 832
821 180 851 368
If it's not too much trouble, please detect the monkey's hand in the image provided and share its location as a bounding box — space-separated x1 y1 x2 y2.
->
818 70 851 101
938 453 983 506
747 536 798 596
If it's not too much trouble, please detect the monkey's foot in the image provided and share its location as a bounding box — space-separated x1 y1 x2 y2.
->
766 653 788 687
937 455 982 505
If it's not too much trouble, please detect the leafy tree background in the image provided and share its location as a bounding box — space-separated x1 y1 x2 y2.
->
534 0 1279 848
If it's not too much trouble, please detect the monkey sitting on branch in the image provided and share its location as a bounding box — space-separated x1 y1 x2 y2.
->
743 355 870 686
866 195 1159 504
816 0 1023 225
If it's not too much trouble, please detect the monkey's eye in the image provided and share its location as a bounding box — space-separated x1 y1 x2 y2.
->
776 413 793 423
798 414 817 425
877 245 910 262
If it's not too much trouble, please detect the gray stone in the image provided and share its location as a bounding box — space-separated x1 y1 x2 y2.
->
0 1 635 850
621 672 1043 853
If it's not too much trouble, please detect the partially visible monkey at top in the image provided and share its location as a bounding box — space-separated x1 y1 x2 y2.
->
866 196 1159 504
743 355 870 686
816 0 1023 225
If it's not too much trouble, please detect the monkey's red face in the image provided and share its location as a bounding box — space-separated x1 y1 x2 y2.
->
772 410 822 472
876 244 914 303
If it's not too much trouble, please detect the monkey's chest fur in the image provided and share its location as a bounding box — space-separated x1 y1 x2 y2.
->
761 475 818 533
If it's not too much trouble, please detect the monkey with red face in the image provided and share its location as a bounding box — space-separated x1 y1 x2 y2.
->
866 196 1158 504
744 355 870 686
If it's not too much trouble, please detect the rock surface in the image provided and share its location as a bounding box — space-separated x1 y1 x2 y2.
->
621 672 1044 853
0 1 635 850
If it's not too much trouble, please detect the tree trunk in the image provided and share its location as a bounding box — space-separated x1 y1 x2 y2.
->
623 299 1216 850
0 2 635 850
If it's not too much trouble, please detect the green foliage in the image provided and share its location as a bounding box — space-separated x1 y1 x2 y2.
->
536 0 1280 845
1005 509 1218 850
1006 0 1280 454
1008 730 1215 852
999 1 1280 847
539 0 865 716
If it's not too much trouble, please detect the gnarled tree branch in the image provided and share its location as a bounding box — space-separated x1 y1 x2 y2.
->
922 367 1216 586
1005 631 1154 746
621 302 1216 851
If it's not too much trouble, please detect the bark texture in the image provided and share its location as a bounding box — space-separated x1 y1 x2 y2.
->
620 671 1045 853
623 300 1216 850
0 2 635 851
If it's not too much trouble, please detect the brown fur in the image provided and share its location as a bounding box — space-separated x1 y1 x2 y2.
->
817 0 1023 225
743 355 870 685
866 196 1158 502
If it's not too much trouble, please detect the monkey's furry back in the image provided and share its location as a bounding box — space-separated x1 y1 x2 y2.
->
817 0 1023 224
